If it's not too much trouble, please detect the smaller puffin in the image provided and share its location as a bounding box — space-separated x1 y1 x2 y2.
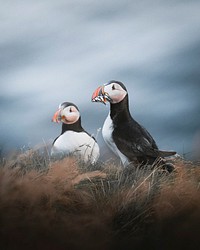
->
51 102 100 164
92 80 176 169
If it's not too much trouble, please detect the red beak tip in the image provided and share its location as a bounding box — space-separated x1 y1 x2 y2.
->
92 86 105 103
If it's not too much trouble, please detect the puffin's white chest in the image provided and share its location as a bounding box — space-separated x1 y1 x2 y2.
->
102 113 128 166
51 131 99 164
102 114 113 148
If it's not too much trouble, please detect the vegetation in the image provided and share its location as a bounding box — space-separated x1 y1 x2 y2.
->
0 148 200 250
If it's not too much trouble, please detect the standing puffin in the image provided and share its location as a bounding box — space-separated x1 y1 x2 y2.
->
92 80 176 168
51 102 100 164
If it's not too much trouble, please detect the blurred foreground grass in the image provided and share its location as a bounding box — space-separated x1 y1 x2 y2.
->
0 148 200 250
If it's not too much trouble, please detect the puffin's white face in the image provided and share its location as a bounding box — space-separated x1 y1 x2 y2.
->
104 82 127 104
92 81 127 104
52 104 80 124
60 105 80 124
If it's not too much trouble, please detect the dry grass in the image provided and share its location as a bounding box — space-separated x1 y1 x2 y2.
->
0 149 200 250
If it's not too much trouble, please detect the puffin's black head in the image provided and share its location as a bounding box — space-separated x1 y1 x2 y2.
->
52 102 80 124
106 80 127 91
91 80 127 105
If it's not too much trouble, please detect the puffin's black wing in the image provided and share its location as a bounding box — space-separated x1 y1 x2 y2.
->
112 120 161 161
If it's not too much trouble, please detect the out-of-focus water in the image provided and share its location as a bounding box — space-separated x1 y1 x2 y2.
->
0 0 200 159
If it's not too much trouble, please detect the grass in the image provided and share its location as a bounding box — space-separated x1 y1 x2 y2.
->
0 147 200 250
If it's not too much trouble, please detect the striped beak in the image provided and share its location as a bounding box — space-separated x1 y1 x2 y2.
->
91 85 112 105
52 109 62 123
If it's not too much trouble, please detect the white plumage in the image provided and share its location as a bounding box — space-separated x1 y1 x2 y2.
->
102 113 129 166
51 131 99 164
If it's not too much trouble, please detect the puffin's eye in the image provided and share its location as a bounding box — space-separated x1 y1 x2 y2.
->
112 84 115 90
69 107 72 112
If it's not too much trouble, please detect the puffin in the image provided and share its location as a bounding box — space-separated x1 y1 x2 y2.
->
51 102 100 164
91 80 176 169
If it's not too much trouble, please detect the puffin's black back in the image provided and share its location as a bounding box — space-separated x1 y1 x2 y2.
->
110 94 160 164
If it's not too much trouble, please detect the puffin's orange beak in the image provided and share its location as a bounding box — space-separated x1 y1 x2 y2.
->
52 109 62 123
91 86 107 105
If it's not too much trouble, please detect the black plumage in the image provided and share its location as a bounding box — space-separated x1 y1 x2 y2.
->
110 94 175 165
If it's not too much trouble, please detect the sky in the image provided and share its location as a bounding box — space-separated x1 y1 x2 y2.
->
0 0 200 160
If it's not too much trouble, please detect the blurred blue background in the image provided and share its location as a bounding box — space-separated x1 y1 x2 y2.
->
0 0 200 160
